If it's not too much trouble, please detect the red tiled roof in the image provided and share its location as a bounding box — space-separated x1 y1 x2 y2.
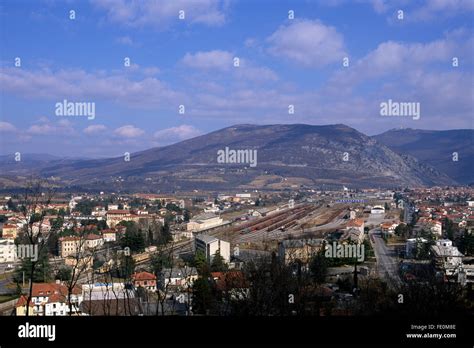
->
347 219 364 227
101 229 117 234
2 224 17 229
107 210 130 214
86 234 102 240
211 271 248 291
132 271 156 281
16 295 34 308
16 282 81 307
59 236 80 242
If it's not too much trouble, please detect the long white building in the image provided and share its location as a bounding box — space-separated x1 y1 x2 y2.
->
186 213 224 232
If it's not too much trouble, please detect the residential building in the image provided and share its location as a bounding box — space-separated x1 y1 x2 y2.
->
430 239 463 273
430 220 442 236
59 236 82 258
340 228 364 244
159 267 198 289
16 281 82 316
1 224 18 239
380 222 398 235
85 234 103 250
106 210 139 228
194 234 230 263
101 229 117 242
278 238 325 264
0 238 16 263
346 218 364 234
132 271 157 291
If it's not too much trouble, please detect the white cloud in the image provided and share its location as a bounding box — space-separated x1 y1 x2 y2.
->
115 35 134 46
181 50 234 71
27 119 75 136
357 39 454 75
410 0 474 21
267 19 346 67
93 0 228 28
244 38 258 48
153 125 202 144
84 124 107 134
142 66 160 76
233 59 279 82
181 52 278 83
320 0 474 19
0 121 16 132
114 125 145 138
0 67 181 110
328 30 470 89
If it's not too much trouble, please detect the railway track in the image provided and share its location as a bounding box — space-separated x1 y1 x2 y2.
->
236 204 320 243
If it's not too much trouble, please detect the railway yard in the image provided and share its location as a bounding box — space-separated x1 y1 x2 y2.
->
132 201 351 265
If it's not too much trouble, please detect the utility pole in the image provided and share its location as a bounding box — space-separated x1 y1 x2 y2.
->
353 261 358 295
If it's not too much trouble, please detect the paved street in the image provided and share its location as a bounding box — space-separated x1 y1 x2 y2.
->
369 228 401 287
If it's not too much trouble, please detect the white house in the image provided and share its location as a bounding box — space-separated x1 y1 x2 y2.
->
159 267 198 289
0 238 16 263
430 239 463 271
101 229 117 242
380 222 398 235
85 234 104 250
16 281 83 316
429 220 442 236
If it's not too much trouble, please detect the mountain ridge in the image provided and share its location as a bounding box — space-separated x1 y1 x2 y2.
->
373 128 474 185
0 123 464 191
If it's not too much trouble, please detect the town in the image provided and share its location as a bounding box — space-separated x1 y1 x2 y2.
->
0 184 472 316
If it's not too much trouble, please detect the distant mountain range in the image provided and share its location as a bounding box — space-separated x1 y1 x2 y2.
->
373 128 474 185
0 124 470 191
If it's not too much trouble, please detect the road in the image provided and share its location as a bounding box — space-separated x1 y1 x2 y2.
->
369 228 401 287
404 202 414 224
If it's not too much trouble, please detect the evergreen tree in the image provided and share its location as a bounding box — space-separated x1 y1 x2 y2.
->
191 277 214 315
183 210 190 222
119 221 145 252
210 250 228 272
309 250 328 284
194 250 209 276
158 222 172 245
13 247 51 284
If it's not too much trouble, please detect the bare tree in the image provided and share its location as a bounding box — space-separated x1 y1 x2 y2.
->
52 228 96 315
17 179 54 316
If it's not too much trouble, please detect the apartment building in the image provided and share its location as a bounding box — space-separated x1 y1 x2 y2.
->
195 234 230 263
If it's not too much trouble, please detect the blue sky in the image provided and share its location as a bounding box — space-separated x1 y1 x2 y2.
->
0 0 473 157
